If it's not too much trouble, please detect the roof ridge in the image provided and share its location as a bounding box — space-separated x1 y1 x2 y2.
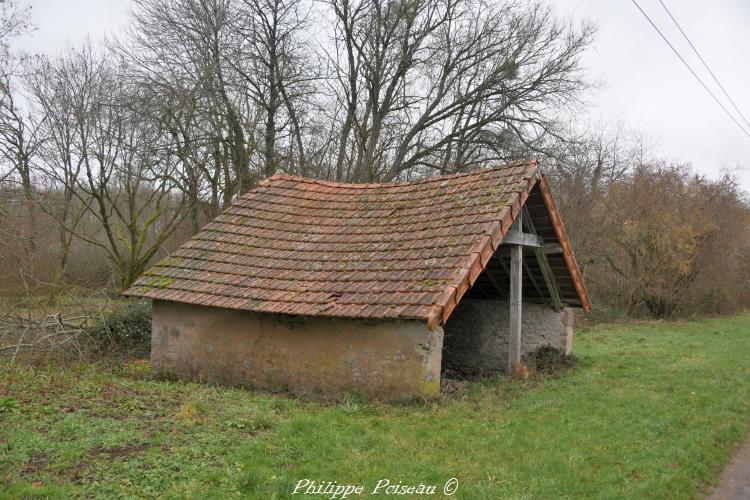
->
262 160 537 189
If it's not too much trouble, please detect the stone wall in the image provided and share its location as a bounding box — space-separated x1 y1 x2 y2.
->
442 298 573 374
151 300 444 401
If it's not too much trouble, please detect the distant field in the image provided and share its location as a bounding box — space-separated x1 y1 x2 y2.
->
1 314 750 498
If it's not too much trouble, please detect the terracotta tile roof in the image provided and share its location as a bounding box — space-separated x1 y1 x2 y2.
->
124 160 589 327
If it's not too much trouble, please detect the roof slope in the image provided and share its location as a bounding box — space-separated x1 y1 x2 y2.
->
124 161 589 328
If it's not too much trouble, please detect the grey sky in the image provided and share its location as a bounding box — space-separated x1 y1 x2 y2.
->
17 0 750 190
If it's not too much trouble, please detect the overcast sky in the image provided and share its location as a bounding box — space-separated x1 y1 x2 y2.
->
16 0 750 191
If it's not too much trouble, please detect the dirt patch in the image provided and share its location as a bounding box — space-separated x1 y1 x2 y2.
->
67 460 89 484
23 456 49 475
64 442 153 484
89 443 149 459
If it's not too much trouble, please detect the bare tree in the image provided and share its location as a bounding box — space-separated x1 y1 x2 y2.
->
231 0 315 176
0 0 36 267
540 121 646 278
26 54 91 279
0 0 31 57
120 0 592 184
123 0 256 217
38 46 187 289
0 70 43 263
324 0 594 182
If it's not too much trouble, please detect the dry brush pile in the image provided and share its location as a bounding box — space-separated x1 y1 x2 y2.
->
0 289 151 364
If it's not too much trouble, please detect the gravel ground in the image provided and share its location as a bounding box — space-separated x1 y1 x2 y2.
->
707 434 750 500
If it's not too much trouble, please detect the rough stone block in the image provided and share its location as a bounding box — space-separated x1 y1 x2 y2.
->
442 298 572 374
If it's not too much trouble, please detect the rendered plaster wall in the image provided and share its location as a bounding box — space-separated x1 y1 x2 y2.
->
442 298 573 374
151 300 444 400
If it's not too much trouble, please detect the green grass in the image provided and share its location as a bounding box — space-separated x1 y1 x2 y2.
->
1 314 750 498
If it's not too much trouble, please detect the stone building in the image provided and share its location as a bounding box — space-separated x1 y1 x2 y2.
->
125 161 590 400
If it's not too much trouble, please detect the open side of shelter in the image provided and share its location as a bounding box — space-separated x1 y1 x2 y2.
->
441 176 586 375
125 161 589 400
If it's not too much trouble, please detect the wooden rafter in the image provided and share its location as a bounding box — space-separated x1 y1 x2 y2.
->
537 175 591 311
521 201 563 310
522 205 536 233
495 253 510 275
533 247 563 311
543 243 562 255
523 260 545 299
473 279 491 299
483 265 506 297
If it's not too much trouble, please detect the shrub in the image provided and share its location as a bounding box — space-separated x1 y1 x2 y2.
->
86 301 152 354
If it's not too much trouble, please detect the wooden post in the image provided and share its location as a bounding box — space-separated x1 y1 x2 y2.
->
508 215 523 371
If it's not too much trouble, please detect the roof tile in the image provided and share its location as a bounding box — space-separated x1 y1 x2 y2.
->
124 161 589 323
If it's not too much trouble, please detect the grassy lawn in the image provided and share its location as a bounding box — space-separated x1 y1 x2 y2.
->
1 314 750 498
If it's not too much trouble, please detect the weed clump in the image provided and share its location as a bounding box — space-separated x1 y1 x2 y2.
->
0 396 20 414
522 345 577 377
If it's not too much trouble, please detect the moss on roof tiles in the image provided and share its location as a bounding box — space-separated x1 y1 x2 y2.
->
122 162 568 322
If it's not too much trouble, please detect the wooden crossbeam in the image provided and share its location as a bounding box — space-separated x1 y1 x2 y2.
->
502 231 543 247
